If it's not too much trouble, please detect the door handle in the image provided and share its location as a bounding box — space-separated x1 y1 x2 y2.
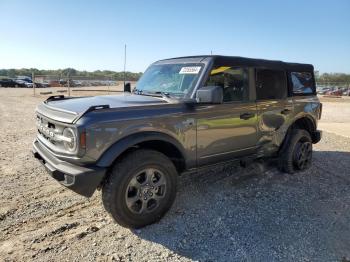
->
281 109 291 115
240 113 254 120
183 118 195 126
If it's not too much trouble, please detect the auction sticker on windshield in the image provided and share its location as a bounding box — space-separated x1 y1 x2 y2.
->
179 66 201 74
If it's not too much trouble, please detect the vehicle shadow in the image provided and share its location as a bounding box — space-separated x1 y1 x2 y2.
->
133 150 350 261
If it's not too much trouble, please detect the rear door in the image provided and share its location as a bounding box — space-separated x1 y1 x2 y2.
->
196 66 258 166
255 69 294 156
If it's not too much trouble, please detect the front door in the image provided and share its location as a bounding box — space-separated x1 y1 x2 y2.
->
196 66 258 166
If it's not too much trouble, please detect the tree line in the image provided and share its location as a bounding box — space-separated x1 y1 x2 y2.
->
316 73 350 83
1 68 350 83
0 68 143 81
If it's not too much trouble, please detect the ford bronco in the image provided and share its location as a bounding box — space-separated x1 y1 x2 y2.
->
33 55 322 228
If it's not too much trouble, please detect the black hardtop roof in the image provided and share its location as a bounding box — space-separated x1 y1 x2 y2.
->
159 55 314 72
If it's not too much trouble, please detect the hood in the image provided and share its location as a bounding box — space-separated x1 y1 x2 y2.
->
36 94 169 123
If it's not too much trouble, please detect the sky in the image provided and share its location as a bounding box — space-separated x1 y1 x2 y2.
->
0 0 349 73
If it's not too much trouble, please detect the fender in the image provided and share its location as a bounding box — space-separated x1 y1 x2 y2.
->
291 113 317 133
280 113 318 148
96 131 187 168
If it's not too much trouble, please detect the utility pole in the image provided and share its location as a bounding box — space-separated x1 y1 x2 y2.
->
123 44 127 88
32 72 36 96
67 69 70 96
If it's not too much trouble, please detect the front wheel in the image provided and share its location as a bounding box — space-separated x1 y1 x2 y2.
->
278 129 313 174
102 149 178 228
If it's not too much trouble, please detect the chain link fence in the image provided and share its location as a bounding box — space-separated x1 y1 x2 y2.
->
32 74 137 96
4 72 350 97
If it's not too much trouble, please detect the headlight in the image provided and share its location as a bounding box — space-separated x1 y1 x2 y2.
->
62 128 77 152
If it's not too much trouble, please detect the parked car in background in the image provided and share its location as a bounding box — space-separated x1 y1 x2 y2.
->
16 76 32 82
59 79 82 87
325 89 343 96
0 77 51 88
317 87 331 95
25 82 34 88
14 77 35 88
73 80 82 87
0 78 25 87
14 79 29 88
34 82 50 88
342 88 350 96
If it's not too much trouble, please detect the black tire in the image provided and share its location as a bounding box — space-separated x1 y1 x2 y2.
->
278 129 313 174
102 149 178 228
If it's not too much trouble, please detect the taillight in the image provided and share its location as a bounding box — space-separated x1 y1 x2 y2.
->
319 103 322 120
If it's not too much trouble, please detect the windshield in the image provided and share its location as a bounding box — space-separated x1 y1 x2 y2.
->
135 63 203 97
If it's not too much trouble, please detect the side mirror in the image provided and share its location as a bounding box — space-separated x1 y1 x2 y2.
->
196 86 223 104
124 82 131 92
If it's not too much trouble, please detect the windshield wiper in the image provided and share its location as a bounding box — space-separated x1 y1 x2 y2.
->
133 88 144 95
133 89 180 102
146 91 182 102
133 89 161 97
153 91 171 98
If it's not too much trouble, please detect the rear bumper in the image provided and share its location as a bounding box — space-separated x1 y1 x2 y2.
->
32 139 106 197
312 130 322 144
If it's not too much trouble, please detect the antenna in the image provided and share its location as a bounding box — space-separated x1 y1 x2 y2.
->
123 44 127 87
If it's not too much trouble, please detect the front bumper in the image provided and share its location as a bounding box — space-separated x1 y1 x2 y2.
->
32 139 106 197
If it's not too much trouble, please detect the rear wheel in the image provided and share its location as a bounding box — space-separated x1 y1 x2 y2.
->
102 149 178 228
278 129 313 174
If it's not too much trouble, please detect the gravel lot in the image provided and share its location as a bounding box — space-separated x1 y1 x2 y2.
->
318 97 350 138
0 88 350 261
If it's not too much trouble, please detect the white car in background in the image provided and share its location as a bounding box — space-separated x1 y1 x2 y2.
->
25 82 34 88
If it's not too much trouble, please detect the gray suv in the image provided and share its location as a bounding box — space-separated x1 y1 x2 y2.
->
33 55 322 228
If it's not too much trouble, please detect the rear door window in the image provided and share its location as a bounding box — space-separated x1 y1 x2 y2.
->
290 72 315 95
256 69 287 100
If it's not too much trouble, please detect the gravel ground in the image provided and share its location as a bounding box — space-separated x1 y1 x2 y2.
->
0 89 350 261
